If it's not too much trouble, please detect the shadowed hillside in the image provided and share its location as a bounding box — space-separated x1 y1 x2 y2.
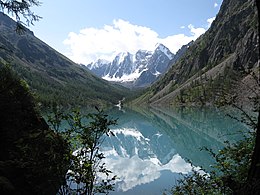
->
0 12 131 108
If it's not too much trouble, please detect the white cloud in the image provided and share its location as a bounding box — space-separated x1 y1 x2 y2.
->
102 150 194 192
187 24 206 38
207 17 216 28
180 25 185 29
214 3 218 8
63 19 208 65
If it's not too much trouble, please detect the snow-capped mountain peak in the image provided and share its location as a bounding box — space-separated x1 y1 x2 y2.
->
85 42 191 88
115 52 131 65
154 43 174 60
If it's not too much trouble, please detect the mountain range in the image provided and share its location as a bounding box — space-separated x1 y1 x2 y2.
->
0 12 131 107
86 42 192 88
0 0 258 108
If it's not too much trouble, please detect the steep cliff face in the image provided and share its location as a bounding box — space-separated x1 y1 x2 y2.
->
0 66 69 194
134 0 258 106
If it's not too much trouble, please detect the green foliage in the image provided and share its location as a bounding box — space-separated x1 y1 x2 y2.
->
166 131 255 195
0 64 70 194
212 135 254 187
0 0 41 28
48 107 117 195
164 168 230 195
12 128 70 194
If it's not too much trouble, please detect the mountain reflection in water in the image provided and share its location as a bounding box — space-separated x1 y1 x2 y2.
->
100 106 247 195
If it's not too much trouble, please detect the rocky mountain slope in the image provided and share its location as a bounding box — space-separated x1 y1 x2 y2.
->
86 43 191 88
0 12 131 107
133 0 258 106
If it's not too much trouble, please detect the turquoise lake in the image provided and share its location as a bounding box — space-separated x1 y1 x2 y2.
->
98 106 248 195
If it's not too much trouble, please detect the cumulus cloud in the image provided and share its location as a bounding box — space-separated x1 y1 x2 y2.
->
102 150 193 192
188 24 206 38
63 19 208 64
207 17 216 28
214 3 218 8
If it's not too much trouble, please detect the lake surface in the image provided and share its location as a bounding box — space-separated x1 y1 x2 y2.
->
99 106 247 195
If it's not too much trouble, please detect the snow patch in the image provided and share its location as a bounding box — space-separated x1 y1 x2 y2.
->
155 43 173 60
117 52 129 64
153 70 161 77
112 127 149 142
87 59 110 69
102 68 147 82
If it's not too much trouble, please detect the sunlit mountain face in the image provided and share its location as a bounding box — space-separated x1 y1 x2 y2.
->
85 43 192 88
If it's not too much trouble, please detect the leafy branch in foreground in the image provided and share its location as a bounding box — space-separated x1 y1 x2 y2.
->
48 107 117 195
164 167 231 195
164 131 255 195
0 0 41 26
165 64 259 195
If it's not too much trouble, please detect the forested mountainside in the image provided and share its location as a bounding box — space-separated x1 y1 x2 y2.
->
133 0 258 107
0 12 131 107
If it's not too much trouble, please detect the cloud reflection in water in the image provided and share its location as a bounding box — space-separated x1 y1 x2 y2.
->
102 134 194 192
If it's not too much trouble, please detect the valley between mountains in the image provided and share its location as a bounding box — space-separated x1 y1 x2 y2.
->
0 0 259 194
0 0 258 109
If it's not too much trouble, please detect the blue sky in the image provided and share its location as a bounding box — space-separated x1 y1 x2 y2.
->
30 0 223 64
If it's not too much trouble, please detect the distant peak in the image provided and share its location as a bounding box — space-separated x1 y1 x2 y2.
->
86 58 110 69
155 43 165 48
115 52 132 64
154 43 174 60
96 58 110 64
